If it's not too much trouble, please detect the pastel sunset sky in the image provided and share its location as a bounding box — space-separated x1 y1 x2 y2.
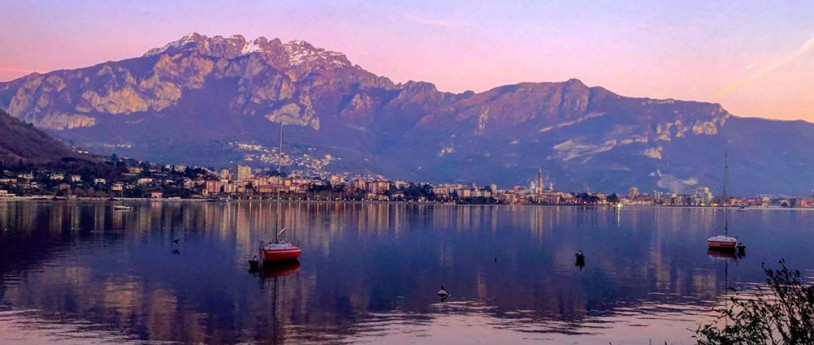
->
1 0 811 121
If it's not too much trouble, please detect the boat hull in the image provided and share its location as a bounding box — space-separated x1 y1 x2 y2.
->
259 247 301 262
707 240 738 250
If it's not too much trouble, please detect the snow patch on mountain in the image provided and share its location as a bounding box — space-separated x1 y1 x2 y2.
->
144 33 351 69
241 39 264 54
144 32 203 57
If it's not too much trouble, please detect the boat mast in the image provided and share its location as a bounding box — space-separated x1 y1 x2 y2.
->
723 152 730 234
275 122 283 243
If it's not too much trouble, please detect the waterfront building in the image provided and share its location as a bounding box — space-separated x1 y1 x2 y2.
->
652 190 663 201
205 180 223 194
328 174 344 185
351 179 366 191
695 187 713 205
233 165 253 181
220 168 231 180
111 183 124 192
367 181 392 195
222 182 236 194
432 186 452 200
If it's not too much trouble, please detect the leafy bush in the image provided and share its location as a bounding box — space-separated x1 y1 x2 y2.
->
697 260 814 344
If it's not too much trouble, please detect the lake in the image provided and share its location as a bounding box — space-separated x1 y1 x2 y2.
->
0 201 812 344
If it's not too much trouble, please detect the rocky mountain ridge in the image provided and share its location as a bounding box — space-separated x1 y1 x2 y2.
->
1 33 812 195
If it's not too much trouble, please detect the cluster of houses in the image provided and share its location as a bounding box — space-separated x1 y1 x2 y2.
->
0 163 209 199
1 162 813 208
624 186 813 208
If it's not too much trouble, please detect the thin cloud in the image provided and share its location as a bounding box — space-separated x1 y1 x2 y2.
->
714 36 814 100
404 14 469 28
0 66 38 74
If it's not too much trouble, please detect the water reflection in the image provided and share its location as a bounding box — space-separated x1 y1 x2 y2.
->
0 201 812 344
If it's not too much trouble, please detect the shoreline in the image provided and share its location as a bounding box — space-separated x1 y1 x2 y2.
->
0 197 812 210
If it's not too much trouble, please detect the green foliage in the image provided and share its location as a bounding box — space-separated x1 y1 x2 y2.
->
400 183 434 201
696 260 814 345
457 196 497 204
575 192 600 204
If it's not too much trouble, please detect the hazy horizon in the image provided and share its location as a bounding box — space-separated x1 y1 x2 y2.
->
1 1 811 121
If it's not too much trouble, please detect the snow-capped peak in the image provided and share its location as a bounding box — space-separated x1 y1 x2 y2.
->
143 34 352 68
282 40 349 67
144 32 206 57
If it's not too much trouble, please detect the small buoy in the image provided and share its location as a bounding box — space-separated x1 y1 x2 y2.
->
437 285 449 297
172 249 180 254
494 257 497 263
575 250 586 267
248 255 261 271
171 239 180 244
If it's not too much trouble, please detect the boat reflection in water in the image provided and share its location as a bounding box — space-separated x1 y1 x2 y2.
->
707 248 745 261
255 259 300 345
707 248 737 260
258 260 301 280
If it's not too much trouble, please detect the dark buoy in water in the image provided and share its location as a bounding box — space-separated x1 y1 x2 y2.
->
437 285 449 301
575 250 586 268
171 239 180 244
248 255 261 271
737 243 746 256
172 248 180 254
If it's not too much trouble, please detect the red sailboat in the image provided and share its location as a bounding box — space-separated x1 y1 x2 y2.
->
259 236 301 262
707 153 740 251
259 122 301 262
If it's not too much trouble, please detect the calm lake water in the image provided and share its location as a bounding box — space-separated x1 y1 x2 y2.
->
0 201 812 345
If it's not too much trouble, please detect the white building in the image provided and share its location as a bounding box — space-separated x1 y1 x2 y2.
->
695 186 713 205
233 165 252 181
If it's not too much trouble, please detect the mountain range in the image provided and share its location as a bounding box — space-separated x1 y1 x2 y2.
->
1 33 812 195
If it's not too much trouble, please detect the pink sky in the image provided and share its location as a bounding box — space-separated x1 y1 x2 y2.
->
0 1 811 122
